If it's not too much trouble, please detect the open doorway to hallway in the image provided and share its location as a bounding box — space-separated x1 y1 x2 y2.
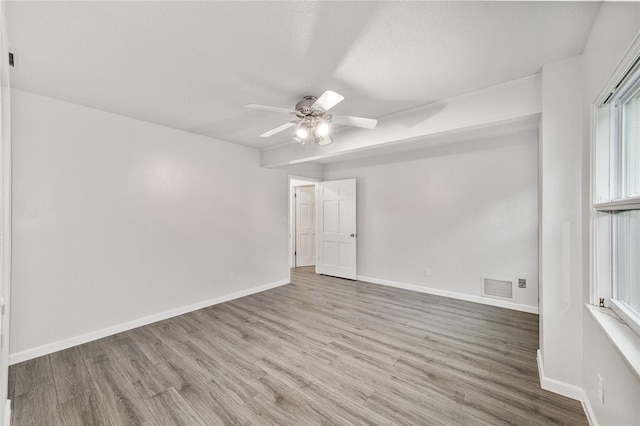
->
293 185 316 267
289 176 318 269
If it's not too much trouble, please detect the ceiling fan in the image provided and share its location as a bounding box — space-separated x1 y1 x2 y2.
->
246 90 377 146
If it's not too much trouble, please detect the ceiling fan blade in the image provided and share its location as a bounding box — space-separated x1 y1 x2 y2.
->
246 104 295 115
316 135 333 146
259 122 296 138
312 90 344 112
331 115 378 129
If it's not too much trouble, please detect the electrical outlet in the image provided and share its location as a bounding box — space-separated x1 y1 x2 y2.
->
424 268 431 277
229 273 235 283
518 278 526 288
597 374 604 404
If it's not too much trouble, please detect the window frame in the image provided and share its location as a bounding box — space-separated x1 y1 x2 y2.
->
588 33 640 378
591 56 640 334
592 60 640 337
611 209 640 336
616 74 640 199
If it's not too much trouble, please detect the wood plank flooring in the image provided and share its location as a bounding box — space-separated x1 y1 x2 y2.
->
9 267 588 425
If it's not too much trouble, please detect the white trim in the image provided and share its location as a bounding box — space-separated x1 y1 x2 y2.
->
594 29 640 106
3 399 9 426
609 299 640 337
581 392 598 426
586 304 640 380
594 196 640 211
357 275 538 314
589 104 598 306
537 350 597 425
288 174 320 183
536 349 584 401
0 8 12 424
9 279 290 365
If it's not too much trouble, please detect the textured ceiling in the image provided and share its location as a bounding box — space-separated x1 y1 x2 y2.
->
5 1 600 149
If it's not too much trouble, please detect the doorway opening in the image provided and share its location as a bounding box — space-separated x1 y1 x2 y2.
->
293 185 316 267
289 176 318 269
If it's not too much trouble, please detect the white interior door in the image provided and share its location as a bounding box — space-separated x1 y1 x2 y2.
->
295 185 316 267
316 179 357 280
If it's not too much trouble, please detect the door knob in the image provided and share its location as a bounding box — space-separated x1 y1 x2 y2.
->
350 233 356 237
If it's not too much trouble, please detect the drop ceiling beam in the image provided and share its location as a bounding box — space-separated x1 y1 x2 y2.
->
260 75 542 168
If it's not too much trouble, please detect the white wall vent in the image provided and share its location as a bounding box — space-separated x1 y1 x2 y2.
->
482 277 514 300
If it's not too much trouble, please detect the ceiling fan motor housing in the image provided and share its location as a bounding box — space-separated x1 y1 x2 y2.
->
295 96 317 113
295 95 332 125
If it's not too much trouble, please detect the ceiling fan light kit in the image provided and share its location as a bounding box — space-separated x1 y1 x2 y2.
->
315 120 330 137
295 122 309 139
246 90 377 146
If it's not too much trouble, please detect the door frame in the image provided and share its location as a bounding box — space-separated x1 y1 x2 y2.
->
0 2 12 420
288 175 319 270
293 185 316 268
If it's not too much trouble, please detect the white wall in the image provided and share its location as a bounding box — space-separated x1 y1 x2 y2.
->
581 3 640 424
538 55 585 395
324 129 539 311
10 89 290 362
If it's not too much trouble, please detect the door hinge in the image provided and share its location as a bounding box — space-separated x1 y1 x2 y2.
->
294 251 297 256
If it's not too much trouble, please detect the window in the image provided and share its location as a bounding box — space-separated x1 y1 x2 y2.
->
621 86 640 198
616 211 640 314
593 61 640 336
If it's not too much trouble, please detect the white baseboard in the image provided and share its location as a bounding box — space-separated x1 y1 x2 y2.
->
536 350 598 425
4 399 10 426
536 349 584 400
357 275 538 314
9 279 290 365
581 392 598 426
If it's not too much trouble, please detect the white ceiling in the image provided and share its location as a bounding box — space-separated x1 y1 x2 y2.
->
5 1 600 149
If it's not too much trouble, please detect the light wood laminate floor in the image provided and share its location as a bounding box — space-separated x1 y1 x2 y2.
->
9 267 587 425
